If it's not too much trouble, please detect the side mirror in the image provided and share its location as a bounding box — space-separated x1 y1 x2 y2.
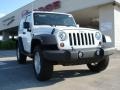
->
76 24 80 28
23 22 30 29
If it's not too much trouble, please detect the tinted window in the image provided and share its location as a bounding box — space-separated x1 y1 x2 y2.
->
34 13 76 26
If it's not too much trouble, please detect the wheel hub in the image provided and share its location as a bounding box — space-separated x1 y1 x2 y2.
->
34 52 41 74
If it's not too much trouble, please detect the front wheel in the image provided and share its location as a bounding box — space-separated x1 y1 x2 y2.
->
33 46 53 81
87 56 109 72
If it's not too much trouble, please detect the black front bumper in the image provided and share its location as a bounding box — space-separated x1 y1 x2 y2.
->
43 47 115 64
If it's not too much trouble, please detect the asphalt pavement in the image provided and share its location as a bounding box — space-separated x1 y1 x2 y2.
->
0 50 120 90
0 50 16 58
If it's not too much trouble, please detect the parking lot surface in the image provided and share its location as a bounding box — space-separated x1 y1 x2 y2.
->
0 50 120 90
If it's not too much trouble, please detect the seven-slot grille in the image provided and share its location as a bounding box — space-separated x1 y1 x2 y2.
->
69 32 95 46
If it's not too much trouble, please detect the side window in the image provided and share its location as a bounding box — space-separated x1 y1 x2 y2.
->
19 18 25 30
26 15 31 22
25 15 31 28
19 14 31 30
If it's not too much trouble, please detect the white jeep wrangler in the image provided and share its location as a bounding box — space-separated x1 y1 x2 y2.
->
17 11 115 81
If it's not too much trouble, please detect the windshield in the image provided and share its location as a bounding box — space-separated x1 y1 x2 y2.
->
33 13 76 26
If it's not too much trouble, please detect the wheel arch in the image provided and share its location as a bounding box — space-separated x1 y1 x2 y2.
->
31 39 42 54
31 34 58 54
17 37 24 53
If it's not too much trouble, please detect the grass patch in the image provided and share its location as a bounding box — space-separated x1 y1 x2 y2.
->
0 39 16 50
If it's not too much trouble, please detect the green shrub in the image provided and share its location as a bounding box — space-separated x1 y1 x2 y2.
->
0 39 16 50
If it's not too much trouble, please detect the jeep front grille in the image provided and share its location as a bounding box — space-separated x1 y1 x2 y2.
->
69 33 95 46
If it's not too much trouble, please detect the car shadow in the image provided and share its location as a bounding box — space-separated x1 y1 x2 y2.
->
53 69 95 79
0 59 96 90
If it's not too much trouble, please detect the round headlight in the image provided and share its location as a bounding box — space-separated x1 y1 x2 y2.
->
95 32 101 40
58 31 67 41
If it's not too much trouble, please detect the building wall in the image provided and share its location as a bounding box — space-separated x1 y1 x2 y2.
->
56 0 113 12
0 0 114 31
114 5 120 50
99 4 115 48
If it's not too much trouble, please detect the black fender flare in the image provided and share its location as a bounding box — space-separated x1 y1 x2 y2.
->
31 34 57 52
32 34 57 45
102 34 106 43
17 37 29 55
17 37 25 53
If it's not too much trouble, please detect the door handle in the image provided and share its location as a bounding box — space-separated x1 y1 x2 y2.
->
23 32 26 34
32 34 34 36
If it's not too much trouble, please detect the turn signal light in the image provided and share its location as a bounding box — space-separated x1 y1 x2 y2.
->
60 43 64 47
99 41 102 45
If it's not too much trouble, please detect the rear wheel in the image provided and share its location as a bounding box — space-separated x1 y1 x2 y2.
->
16 46 27 64
33 46 53 81
87 56 109 72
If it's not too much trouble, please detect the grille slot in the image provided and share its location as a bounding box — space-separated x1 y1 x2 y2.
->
92 33 95 45
77 33 80 45
81 33 84 45
73 33 77 45
69 32 95 46
69 33 72 46
85 33 88 45
88 33 91 45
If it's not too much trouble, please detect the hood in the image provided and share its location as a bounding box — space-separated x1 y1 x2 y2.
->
33 25 55 35
32 25 98 35
55 26 98 31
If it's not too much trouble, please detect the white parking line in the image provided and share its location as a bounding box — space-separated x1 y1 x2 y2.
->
1 66 23 70
0 65 29 70
0 62 7 66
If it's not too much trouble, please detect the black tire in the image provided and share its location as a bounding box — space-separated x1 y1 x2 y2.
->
16 46 27 64
33 46 53 81
87 56 109 72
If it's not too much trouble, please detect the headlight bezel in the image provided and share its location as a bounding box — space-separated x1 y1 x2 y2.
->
58 31 67 41
95 32 102 40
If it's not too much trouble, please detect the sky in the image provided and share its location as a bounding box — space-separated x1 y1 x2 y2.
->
0 0 34 18
0 0 34 40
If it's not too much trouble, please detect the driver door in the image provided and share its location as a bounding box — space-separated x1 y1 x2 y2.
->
22 15 32 53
